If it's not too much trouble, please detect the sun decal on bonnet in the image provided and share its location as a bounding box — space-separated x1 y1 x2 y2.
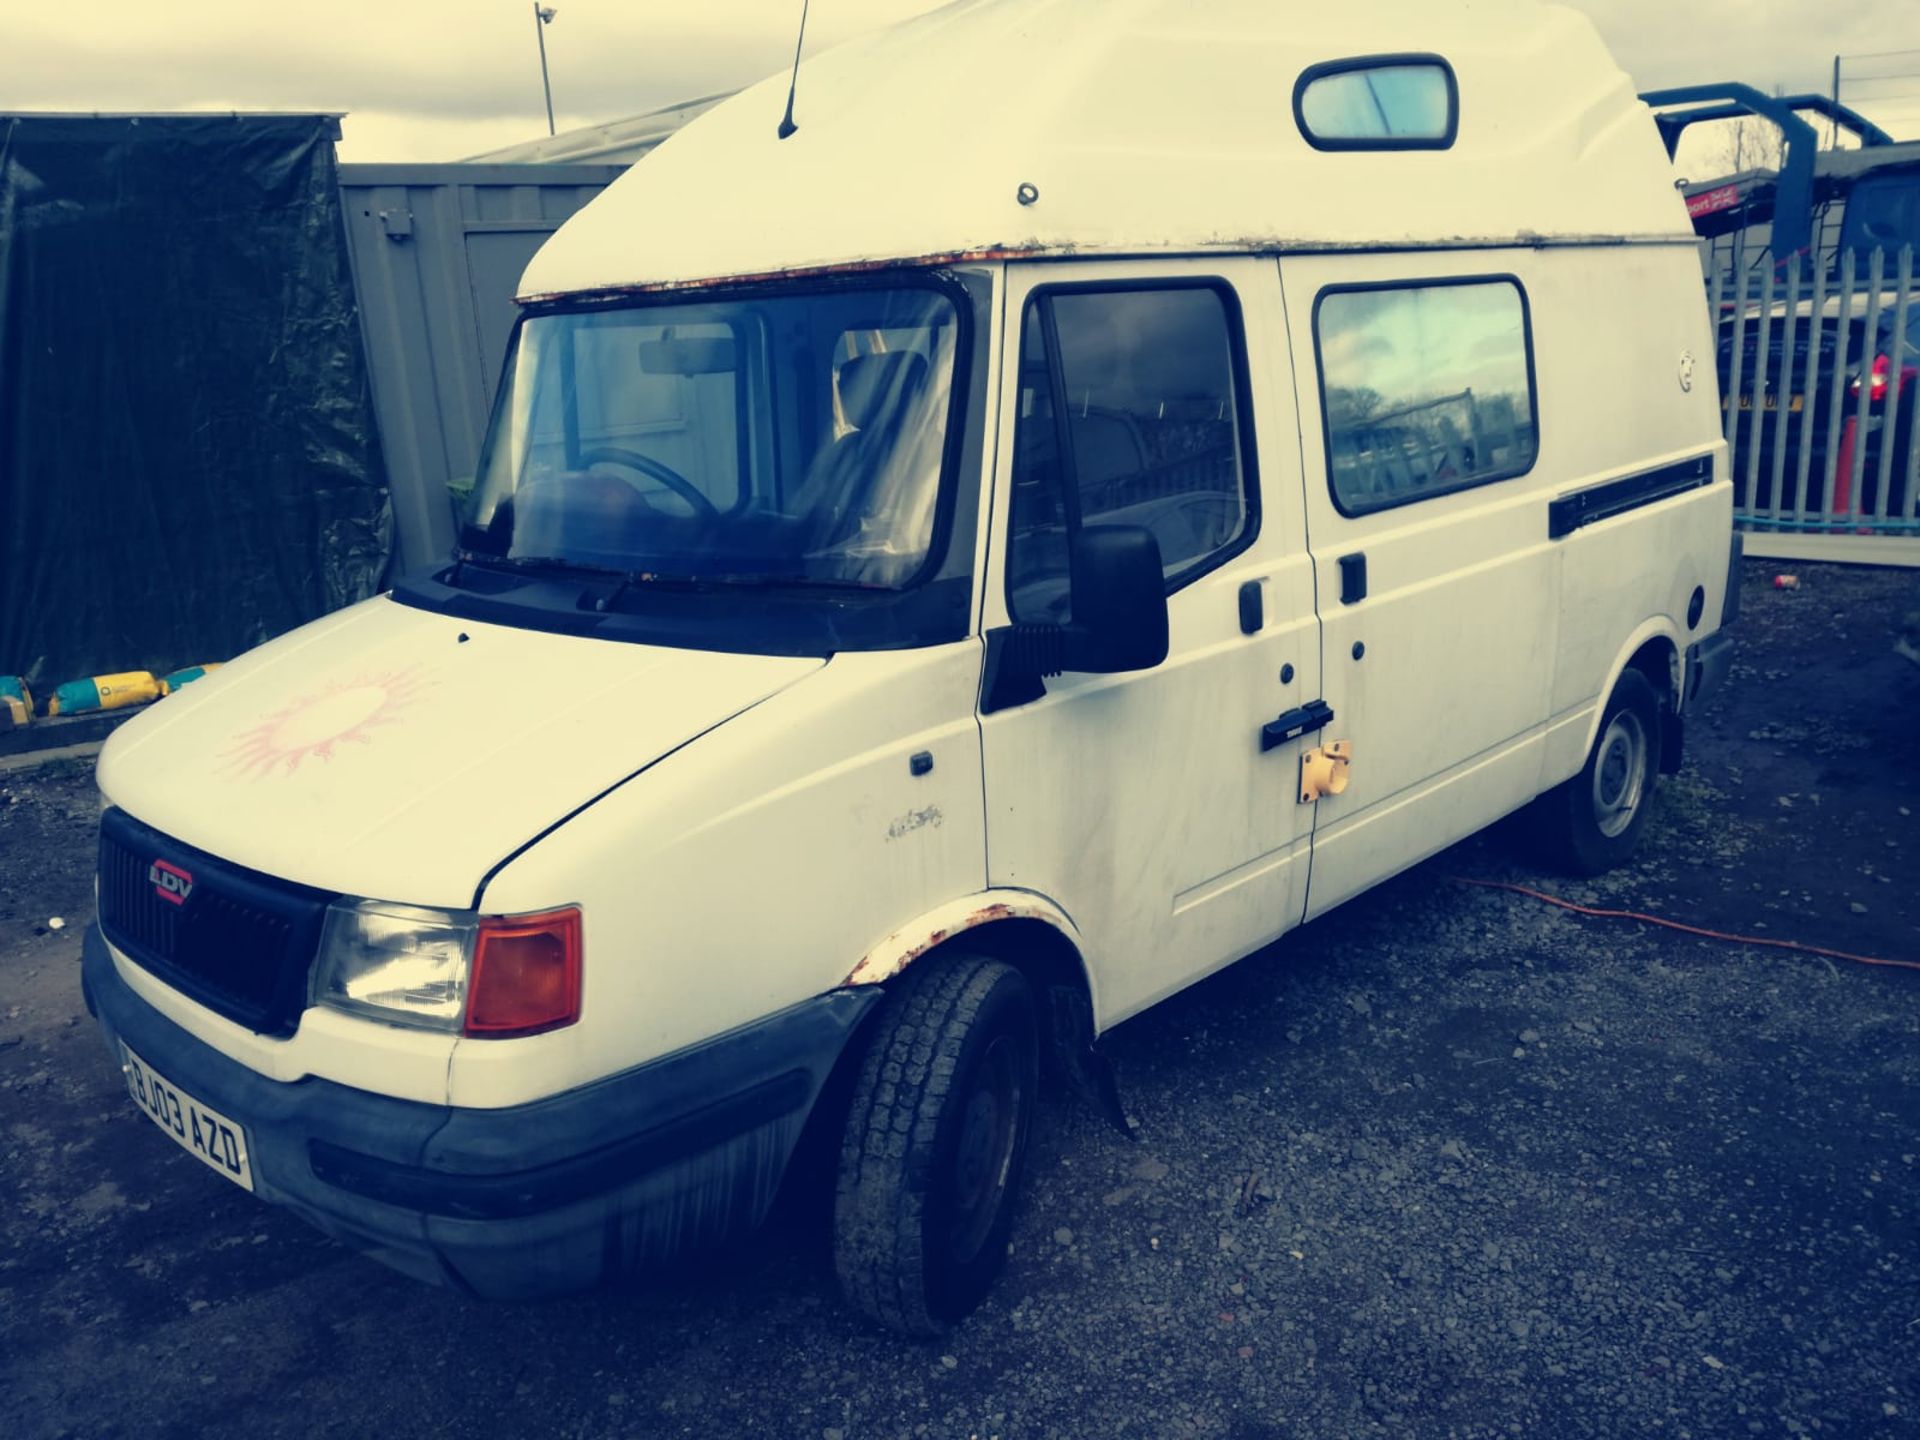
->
223 668 434 778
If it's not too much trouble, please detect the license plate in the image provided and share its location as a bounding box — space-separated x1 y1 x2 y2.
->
1733 393 1804 413
120 1042 254 1191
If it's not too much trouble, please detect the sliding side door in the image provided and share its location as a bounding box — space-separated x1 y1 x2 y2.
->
1278 252 1561 918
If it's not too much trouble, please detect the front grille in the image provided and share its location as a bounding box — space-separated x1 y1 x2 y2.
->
97 808 334 1037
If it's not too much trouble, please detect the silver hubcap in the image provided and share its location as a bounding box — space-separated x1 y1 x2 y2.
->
1591 710 1648 839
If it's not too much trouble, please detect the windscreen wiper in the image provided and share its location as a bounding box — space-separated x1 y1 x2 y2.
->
453 552 888 601
463 554 699 588
449 552 663 603
477 553 628 579
509 560 735 607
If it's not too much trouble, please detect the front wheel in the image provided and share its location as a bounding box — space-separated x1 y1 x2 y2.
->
1533 667 1664 876
832 954 1038 1337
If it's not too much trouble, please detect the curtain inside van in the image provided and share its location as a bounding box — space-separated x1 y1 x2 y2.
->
0 114 390 694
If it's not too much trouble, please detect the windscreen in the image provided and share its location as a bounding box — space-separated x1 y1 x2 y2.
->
464 284 961 590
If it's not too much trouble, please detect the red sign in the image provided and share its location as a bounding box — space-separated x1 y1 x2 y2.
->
1686 185 1742 219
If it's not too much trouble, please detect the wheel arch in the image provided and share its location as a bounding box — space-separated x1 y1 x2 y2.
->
1583 620 1685 775
844 889 1094 1013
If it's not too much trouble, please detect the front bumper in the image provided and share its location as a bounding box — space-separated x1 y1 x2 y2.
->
84 924 877 1298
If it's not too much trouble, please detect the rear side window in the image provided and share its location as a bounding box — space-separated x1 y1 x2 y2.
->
1006 284 1256 624
1294 56 1458 150
1314 278 1538 517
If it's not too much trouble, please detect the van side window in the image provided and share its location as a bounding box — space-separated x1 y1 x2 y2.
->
1294 57 1458 150
1314 278 1538 517
1006 285 1255 624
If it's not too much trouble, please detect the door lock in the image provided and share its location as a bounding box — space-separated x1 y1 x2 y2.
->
1261 699 1334 753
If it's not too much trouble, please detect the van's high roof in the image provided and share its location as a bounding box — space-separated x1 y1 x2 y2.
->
518 0 1693 302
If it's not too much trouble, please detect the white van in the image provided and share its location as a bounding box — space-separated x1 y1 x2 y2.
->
84 0 1737 1336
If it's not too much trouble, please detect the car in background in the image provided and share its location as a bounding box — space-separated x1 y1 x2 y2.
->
1716 300 1919 517
1715 304 1847 513
1830 300 1919 520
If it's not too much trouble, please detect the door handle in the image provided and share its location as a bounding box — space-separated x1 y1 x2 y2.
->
1339 553 1367 605
1261 699 1334 753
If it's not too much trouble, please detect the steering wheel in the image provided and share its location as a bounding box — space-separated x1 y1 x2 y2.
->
578 447 718 521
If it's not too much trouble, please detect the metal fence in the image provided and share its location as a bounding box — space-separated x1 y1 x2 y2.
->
1710 239 1920 565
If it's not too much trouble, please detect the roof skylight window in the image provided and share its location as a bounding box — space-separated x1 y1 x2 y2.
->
1295 56 1458 150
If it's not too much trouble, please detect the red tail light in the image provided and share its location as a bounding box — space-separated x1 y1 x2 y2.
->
465 907 582 1037
1852 353 1891 403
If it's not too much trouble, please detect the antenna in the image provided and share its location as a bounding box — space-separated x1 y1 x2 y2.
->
777 0 812 140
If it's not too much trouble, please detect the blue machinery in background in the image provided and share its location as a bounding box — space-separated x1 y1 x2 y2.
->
1636 84 1897 259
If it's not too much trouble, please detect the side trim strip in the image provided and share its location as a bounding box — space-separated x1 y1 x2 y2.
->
1549 454 1715 540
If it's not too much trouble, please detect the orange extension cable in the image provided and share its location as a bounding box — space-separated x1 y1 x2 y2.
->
1449 876 1920 975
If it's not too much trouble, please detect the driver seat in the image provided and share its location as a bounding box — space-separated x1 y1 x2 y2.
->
788 352 931 541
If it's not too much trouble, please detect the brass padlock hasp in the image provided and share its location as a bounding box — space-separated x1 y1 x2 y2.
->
1300 741 1353 803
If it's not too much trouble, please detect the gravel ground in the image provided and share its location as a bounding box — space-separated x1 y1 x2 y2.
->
2 560 1916 1440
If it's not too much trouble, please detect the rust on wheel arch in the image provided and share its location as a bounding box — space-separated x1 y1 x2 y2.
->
842 901 1027 988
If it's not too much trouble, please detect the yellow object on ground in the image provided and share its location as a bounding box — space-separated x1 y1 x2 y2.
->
48 672 164 716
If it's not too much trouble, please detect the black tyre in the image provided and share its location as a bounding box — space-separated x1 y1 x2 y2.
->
832 954 1038 1337
1534 667 1664 876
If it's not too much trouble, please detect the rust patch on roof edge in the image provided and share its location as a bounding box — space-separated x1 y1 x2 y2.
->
516 231 1700 306
518 247 1050 306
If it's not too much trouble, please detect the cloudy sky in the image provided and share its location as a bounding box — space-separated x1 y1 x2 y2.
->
0 1 1913 163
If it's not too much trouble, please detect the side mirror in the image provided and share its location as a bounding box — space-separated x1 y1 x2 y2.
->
982 524 1170 713
1063 525 1170 674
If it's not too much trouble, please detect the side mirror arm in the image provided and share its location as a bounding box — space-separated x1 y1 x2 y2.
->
981 525 1171 716
980 615 1172 716
980 623 1067 716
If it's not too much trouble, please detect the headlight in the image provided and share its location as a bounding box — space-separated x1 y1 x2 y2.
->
312 900 583 1038
313 902 476 1030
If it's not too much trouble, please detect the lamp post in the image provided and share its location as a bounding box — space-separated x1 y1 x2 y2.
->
533 4 558 137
